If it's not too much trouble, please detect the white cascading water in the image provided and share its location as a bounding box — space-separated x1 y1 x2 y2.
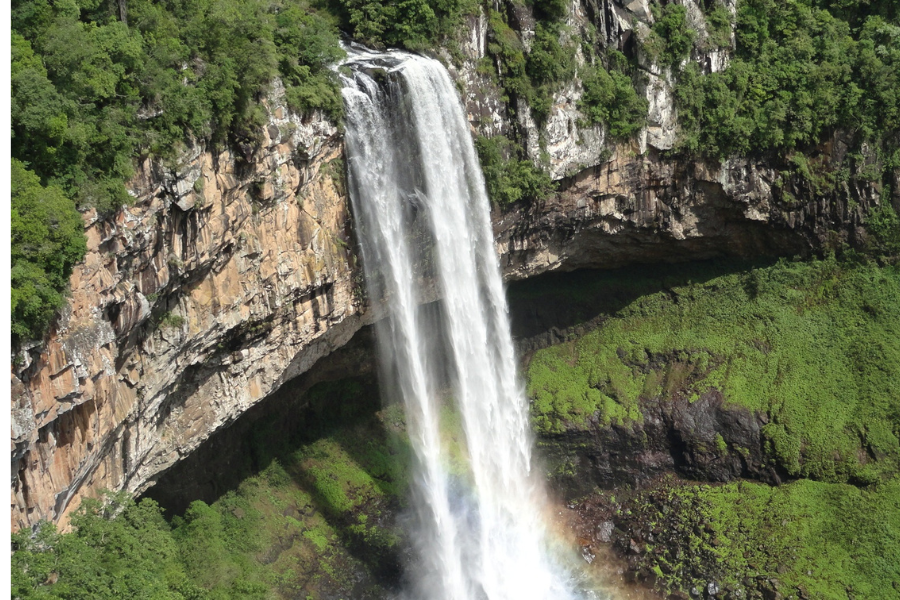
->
340 47 578 600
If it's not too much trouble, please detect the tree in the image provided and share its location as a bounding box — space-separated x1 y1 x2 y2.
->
11 160 87 344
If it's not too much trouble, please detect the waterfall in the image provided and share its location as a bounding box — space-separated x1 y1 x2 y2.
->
340 47 576 600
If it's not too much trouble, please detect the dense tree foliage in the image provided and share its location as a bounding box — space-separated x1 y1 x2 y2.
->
646 3 696 66
11 493 204 599
325 0 476 50
475 135 555 206
578 50 648 140
673 0 899 162
11 0 345 217
11 160 87 344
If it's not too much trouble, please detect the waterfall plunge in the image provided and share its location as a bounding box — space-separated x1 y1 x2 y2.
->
341 47 577 600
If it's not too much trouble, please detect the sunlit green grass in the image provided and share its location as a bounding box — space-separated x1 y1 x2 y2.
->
527 257 900 482
622 475 900 598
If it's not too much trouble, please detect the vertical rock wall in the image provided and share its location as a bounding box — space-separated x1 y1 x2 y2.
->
10 0 894 532
11 82 368 531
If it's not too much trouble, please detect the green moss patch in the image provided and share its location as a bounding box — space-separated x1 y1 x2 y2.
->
603 476 900 598
527 257 900 483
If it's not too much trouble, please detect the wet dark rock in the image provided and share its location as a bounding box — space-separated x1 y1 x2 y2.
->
540 386 773 499
598 520 615 543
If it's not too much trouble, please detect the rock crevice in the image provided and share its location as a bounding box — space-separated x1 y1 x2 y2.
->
10 0 891 531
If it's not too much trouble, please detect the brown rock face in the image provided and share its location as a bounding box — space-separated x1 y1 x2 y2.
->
496 144 879 281
11 83 367 531
10 1 891 531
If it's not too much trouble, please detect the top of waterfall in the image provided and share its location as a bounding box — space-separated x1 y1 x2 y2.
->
339 41 424 72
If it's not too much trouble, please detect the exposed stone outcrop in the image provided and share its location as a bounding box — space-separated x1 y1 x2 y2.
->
10 0 892 532
495 139 879 280
11 82 366 531
539 389 775 501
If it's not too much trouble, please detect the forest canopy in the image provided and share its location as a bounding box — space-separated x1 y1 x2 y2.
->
673 0 900 161
10 0 348 343
11 0 346 215
10 0 900 342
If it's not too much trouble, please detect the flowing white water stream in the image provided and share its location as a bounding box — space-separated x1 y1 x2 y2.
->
340 47 577 600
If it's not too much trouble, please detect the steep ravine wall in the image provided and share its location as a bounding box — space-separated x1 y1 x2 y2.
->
10 82 367 531
11 0 893 531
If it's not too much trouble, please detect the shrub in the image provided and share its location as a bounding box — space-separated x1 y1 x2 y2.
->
159 312 186 329
579 61 648 139
646 3 696 67
703 3 733 49
672 0 899 163
11 492 200 599
11 159 86 344
867 202 900 257
475 135 555 206
526 23 574 86
487 10 532 104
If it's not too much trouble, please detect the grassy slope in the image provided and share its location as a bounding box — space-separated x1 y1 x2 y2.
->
525 257 900 597
168 381 415 599
526 257 900 483
615 475 900 598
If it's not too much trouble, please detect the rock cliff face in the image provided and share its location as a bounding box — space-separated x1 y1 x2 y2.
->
10 0 892 531
11 82 366 531
495 140 881 279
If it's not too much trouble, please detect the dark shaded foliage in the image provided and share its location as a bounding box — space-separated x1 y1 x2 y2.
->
475 135 555 206
11 160 87 344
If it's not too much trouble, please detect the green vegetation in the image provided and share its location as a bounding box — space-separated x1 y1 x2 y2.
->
11 0 345 217
11 160 87 344
670 0 899 167
868 202 900 257
12 492 204 599
578 50 648 140
486 8 579 122
477 3 615 204
525 22 577 120
326 0 477 50
646 3 696 67
703 3 734 50
475 135 555 206
527 257 900 483
614 476 900 598
476 9 565 205
11 378 477 599
485 9 526 100
320 157 347 198
159 312 186 329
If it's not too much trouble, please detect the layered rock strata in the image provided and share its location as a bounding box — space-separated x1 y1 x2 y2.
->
11 0 894 531
11 83 364 531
